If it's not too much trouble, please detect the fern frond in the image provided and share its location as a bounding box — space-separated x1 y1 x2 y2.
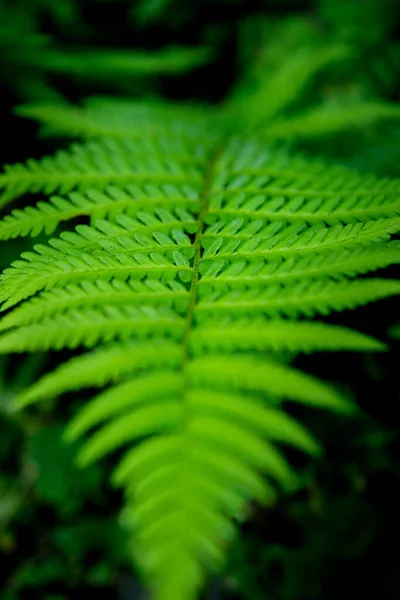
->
2 100 399 600
190 320 386 353
14 100 220 140
0 188 198 240
0 243 192 309
202 217 400 247
49 221 195 258
33 46 213 77
0 280 188 332
15 340 182 408
208 185 400 225
183 390 320 454
201 219 400 255
0 305 184 352
65 372 183 440
199 244 400 286
197 278 400 318
187 355 352 412
231 44 350 123
0 137 207 207
265 102 400 140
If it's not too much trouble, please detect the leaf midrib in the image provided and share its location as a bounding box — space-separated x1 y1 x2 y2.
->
181 146 225 400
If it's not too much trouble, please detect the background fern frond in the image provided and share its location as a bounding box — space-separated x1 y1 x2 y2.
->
231 42 352 124
13 100 221 141
32 45 213 78
264 102 400 141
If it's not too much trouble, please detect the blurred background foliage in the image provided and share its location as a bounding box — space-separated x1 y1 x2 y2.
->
0 0 399 598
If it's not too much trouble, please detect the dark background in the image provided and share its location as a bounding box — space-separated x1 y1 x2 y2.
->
0 1 399 599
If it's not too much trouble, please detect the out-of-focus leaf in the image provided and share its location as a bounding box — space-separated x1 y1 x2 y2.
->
33 46 213 78
28 424 102 514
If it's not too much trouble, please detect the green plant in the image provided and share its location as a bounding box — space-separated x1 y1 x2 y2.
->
1 40 400 596
0 0 211 102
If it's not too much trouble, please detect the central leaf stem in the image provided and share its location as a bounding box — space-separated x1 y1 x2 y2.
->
181 146 223 392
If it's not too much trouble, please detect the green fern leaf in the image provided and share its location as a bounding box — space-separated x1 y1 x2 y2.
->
265 102 400 140
190 320 386 353
14 340 182 408
33 46 213 78
13 100 220 141
0 138 207 208
0 191 198 240
1 99 399 600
